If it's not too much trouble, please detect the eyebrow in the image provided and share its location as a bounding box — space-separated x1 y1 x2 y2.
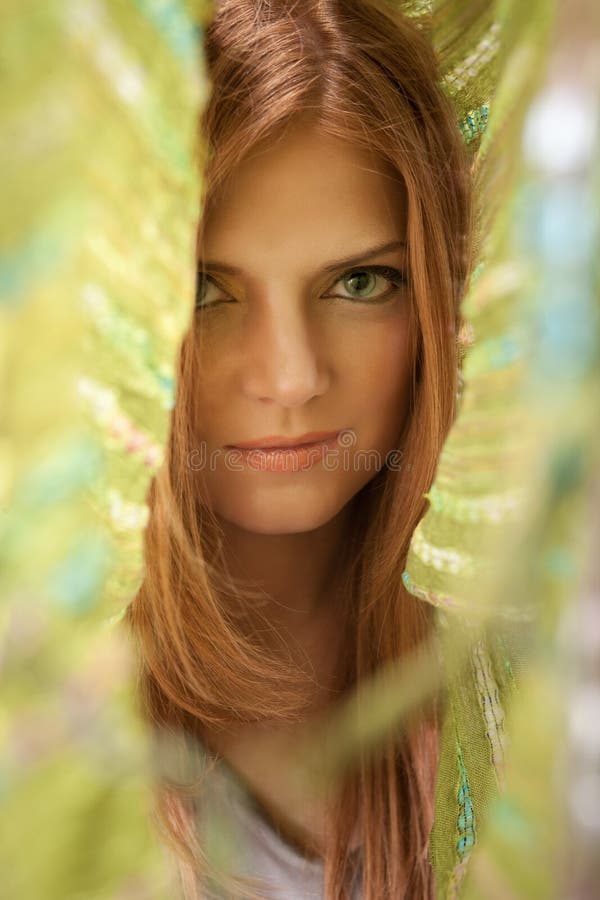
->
199 239 407 277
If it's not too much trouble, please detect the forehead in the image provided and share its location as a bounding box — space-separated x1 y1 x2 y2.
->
198 123 407 274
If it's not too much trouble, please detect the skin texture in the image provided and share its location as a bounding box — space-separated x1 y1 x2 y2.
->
195 122 414 625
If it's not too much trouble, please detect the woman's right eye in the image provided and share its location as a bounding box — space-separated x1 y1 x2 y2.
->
195 273 231 309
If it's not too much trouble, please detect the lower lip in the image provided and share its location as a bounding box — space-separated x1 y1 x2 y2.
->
229 434 342 473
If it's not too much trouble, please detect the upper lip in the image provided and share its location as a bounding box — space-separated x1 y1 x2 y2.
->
227 430 341 450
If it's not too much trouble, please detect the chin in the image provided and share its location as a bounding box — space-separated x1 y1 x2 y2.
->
214 488 351 536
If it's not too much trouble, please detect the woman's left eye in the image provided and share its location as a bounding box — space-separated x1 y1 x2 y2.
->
325 266 407 303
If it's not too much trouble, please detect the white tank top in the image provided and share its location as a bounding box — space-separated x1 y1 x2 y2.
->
196 754 363 899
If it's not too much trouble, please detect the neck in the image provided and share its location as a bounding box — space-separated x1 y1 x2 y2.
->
216 502 353 629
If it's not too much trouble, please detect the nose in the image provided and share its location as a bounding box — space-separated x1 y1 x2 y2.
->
240 293 329 407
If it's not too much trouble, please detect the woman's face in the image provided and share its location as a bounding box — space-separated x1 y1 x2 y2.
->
193 122 415 535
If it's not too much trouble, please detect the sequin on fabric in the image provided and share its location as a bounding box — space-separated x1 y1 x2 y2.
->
446 743 477 899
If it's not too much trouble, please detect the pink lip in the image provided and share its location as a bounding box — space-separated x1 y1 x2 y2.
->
227 433 343 474
227 430 342 450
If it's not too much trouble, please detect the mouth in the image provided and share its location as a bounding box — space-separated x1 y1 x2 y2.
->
227 430 342 451
224 431 344 473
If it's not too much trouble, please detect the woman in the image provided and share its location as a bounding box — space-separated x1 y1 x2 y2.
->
126 0 473 897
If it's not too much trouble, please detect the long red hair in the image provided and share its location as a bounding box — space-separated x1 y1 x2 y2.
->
126 1 473 897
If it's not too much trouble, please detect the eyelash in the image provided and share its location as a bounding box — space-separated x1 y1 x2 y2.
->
195 265 408 310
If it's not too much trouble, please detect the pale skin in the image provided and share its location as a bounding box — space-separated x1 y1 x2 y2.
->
194 122 414 858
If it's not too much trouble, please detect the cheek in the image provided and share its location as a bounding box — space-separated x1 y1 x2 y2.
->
190 332 232 432
349 320 414 451
347 315 413 397
193 378 226 443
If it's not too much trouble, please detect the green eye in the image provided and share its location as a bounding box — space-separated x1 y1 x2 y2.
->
195 273 229 309
331 265 407 302
344 270 378 298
